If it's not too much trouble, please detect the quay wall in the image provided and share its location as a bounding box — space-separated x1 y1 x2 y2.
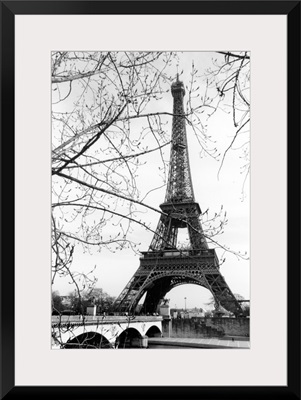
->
162 317 249 338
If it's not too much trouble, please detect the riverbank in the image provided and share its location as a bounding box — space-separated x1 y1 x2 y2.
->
148 337 250 349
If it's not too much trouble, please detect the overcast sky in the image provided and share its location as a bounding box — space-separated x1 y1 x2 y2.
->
52 52 250 310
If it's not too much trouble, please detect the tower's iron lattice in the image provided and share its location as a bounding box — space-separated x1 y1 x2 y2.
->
113 76 243 316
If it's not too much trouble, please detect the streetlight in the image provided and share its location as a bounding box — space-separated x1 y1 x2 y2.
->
184 297 187 311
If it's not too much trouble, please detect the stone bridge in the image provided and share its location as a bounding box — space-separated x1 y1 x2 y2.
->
52 315 163 349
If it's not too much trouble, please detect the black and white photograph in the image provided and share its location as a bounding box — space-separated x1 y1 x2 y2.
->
1 2 298 397
51 51 250 350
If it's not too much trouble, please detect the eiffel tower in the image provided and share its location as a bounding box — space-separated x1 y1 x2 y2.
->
113 75 243 317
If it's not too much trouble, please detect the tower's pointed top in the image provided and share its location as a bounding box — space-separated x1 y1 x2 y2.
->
171 73 185 96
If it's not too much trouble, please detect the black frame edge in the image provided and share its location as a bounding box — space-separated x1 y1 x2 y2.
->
1 1 300 399
1 2 15 399
287 1 301 398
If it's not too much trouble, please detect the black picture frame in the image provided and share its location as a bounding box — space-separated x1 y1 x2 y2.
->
1 1 300 399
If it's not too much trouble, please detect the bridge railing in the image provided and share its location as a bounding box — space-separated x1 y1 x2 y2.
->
52 315 163 326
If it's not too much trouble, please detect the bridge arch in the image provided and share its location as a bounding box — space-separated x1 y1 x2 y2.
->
64 331 112 349
145 325 162 338
117 327 143 349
